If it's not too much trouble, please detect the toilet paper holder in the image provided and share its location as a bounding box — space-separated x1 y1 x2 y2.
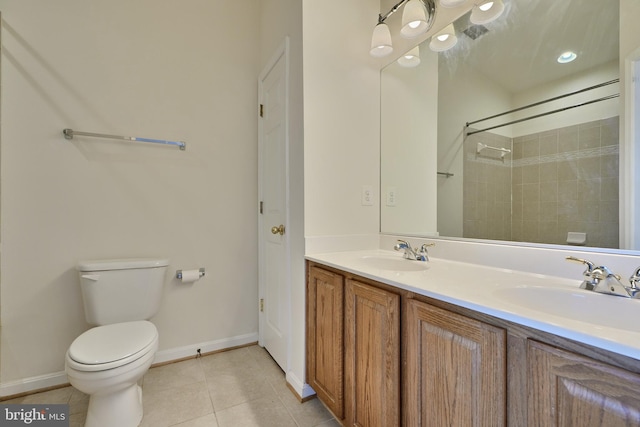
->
176 268 206 279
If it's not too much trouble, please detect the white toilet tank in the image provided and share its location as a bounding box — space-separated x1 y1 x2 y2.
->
77 258 169 326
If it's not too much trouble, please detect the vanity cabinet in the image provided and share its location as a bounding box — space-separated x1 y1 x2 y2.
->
307 265 401 426
528 340 640 426
306 266 345 419
306 261 640 427
404 299 506 426
344 278 400 427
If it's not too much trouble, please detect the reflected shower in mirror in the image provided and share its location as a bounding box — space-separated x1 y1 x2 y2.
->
380 0 632 250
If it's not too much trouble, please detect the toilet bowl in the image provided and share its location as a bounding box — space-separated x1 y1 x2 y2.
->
66 258 168 426
65 321 159 427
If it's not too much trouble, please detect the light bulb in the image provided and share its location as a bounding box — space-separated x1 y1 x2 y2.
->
398 46 421 68
470 0 504 24
429 23 458 52
479 1 494 11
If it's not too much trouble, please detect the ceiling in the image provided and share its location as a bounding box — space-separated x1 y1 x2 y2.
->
456 0 619 93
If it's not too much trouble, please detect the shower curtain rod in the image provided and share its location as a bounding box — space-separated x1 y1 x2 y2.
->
465 94 620 137
466 78 619 128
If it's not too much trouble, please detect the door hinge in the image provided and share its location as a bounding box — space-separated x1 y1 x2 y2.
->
259 201 263 214
259 104 264 118
260 298 264 312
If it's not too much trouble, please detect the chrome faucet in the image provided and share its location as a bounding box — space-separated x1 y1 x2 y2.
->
394 240 434 261
566 256 640 298
627 267 640 298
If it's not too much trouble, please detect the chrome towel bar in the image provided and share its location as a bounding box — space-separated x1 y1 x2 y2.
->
63 128 186 151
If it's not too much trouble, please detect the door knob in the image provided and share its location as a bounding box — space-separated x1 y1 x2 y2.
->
271 224 285 235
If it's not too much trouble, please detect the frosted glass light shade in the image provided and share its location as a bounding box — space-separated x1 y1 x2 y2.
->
429 24 458 51
470 0 505 24
370 23 393 57
401 0 429 39
439 0 467 8
398 46 421 68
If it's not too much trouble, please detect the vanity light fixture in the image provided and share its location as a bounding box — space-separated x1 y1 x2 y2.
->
398 46 421 67
429 23 458 51
370 23 394 57
557 51 577 64
438 0 467 7
401 0 430 38
470 0 505 25
370 0 436 58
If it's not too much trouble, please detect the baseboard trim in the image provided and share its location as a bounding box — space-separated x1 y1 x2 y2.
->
0 332 259 398
286 370 316 400
0 371 69 399
152 332 259 365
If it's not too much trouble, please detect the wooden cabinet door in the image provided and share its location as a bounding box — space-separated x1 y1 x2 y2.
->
307 266 345 419
404 299 506 427
528 340 640 427
345 279 400 427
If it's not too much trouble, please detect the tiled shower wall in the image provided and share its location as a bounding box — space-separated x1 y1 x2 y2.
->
464 116 619 248
463 131 513 241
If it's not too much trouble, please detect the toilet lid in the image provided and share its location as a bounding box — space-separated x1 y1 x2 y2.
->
69 321 158 366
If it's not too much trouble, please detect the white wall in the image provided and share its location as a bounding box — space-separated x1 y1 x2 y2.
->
1 0 260 388
381 48 439 235
303 1 381 239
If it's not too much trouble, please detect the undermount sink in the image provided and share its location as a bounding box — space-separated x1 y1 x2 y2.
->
493 286 640 332
358 255 429 272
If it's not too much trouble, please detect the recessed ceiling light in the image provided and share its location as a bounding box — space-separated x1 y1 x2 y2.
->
557 51 577 64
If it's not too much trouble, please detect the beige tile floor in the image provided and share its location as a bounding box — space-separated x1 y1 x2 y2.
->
4 345 340 427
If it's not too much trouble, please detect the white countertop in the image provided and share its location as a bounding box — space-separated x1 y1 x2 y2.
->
306 249 640 361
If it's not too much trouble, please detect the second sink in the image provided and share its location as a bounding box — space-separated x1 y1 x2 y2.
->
493 285 640 332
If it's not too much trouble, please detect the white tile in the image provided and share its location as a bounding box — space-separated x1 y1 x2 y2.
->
171 413 219 427
215 396 297 427
140 381 213 427
143 358 205 394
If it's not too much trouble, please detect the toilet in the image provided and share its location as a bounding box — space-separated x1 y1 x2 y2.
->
65 258 169 427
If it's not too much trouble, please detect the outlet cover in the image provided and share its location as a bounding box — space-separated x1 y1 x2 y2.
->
361 185 374 206
386 187 397 207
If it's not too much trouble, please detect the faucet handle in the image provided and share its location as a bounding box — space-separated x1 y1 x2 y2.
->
629 267 640 289
566 256 595 274
566 256 599 290
416 243 435 262
394 239 411 251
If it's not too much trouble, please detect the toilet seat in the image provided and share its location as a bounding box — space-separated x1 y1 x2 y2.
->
67 320 158 372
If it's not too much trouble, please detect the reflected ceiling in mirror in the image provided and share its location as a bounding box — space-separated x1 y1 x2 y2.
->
380 0 630 250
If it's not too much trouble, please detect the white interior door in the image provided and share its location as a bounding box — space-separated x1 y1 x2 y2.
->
258 40 289 371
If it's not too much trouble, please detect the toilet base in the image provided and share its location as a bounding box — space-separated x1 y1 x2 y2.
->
85 383 143 427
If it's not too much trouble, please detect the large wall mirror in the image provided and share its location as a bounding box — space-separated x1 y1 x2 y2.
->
381 0 640 251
